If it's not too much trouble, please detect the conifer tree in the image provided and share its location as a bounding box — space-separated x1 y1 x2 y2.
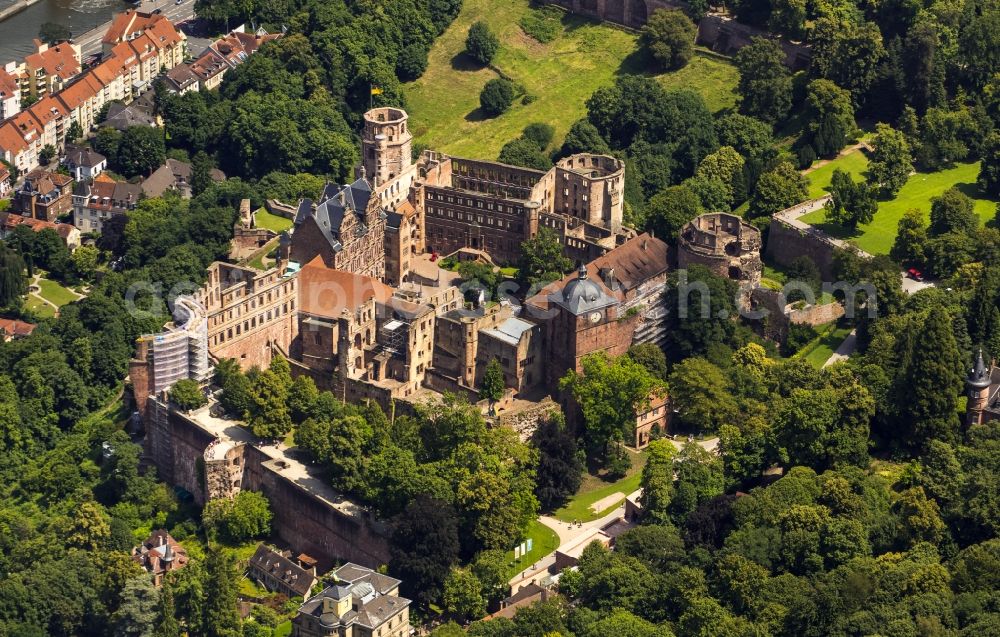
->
898 306 964 446
202 549 241 637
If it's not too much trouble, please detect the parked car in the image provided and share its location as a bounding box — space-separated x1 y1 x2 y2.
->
907 267 924 281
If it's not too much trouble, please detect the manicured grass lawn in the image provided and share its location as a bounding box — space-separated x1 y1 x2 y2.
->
26 295 56 318
553 450 646 523
655 50 738 113
505 519 560 579
246 238 280 270
800 161 997 254
795 322 852 368
255 207 293 233
804 149 871 199
404 0 639 159
37 276 80 306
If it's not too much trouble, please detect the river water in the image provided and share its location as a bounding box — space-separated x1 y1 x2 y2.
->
0 0 131 64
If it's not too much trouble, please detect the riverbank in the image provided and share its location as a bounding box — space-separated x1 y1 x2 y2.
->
0 0 43 24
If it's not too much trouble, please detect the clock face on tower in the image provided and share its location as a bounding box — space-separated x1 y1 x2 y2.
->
588 311 602 324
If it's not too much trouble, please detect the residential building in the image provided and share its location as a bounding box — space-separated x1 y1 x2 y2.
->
57 74 107 134
72 173 140 233
292 564 410 637
22 40 82 100
0 117 38 174
62 144 107 180
142 158 225 198
164 64 199 95
0 65 20 120
288 179 387 281
102 10 187 69
13 168 73 221
0 212 81 249
0 164 11 198
525 233 670 388
248 544 319 601
132 530 189 586
0 317 37 341
100 92 159 130
186 27 282 92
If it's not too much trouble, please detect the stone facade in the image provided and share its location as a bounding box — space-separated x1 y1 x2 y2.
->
432 303 512 389
678 212 762 300
143 397 391 566
475 316 544 395
230 199 277 261
289 179 387 281
14 168 73 221
765 214 839 280
292 257 436 413
526 233 670 389
197 261 299 371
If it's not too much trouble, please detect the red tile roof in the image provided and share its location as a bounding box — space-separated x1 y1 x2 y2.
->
297 256 395 319
24 42 81 81
0 122 28 155
0 69 17 100
0 318 37 338
57 74 101 112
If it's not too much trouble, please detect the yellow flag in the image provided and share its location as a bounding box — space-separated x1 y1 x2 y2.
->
371 86 383 96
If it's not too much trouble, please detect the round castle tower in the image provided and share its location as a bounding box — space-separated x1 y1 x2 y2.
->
362 107 412 187
966 349 992 427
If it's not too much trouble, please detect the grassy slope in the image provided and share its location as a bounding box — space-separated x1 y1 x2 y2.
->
800 157 997 254
403 0 737 159
553 450 646 523
656 50 738 113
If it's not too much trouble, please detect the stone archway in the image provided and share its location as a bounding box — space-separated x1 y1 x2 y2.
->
627 0 648 27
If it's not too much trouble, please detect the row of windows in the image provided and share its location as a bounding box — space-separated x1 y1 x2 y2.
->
210 300 293 346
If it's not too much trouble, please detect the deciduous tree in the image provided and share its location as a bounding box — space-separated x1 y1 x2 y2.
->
466 21 499 65
641 9 697 71
868 123 913 196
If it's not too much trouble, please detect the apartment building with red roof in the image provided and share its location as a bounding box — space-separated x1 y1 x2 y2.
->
0 11 185 174
22 40 82 100
0 66 19 121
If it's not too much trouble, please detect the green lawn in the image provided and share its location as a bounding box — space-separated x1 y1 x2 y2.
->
795 322 853 368
804 149 871 199
405 0 639 158
36 276 79 306
506 519 560 579
404 1 739 160
255 207 293 233
655 50 738 113
800 160 998 254
25 295 56 318
553 451 646 523
274 622 292 637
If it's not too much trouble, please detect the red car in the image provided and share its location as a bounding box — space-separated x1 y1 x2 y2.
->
907 267 924 281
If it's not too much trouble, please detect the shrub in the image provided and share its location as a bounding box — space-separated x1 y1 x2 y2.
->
480 79 515 117
522 122 555 150
519 6 562 43
466 21 499 65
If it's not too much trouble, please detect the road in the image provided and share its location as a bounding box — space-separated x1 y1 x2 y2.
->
74 0 197 60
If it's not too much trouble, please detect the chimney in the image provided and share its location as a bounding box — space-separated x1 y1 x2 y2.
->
642 238 648 251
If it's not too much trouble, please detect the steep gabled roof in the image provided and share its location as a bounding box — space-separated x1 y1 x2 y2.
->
296 179 374 253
